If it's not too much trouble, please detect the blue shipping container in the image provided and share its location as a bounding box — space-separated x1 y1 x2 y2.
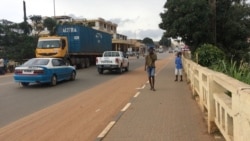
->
56 25 112 54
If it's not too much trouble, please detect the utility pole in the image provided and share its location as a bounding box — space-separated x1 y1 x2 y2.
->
23 0 27 23
53 0 56 18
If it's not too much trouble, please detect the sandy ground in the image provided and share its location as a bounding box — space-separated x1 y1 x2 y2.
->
0 56 170 141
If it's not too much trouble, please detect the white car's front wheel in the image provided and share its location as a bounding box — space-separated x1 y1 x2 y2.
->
117 66 123 74
98 68 103 74
125 63 129 72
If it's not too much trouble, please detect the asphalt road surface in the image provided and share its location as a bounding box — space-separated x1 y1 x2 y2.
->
0 52 171 141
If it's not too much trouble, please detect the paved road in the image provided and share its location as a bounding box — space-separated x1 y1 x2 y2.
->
0 53 170 140
0 66 115 127
101 54 217 141
0 54 155 128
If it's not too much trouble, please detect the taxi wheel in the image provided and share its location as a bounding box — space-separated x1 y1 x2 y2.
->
85 58 90 68
70 71 76 81
21 82 29 87
50 75 57 86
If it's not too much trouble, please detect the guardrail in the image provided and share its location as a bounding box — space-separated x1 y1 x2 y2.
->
182 54 250 141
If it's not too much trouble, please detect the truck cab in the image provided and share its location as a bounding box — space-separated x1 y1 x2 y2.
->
36 36 68 58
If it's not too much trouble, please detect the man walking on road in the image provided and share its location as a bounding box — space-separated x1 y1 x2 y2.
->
145 47 157 91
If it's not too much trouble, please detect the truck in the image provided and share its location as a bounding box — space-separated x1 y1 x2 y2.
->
96 51 129 74
36 25 112 68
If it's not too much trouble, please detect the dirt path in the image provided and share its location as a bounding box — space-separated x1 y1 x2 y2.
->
0 56 172 141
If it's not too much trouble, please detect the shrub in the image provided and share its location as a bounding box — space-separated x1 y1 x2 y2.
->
212 60 250 84
194 44 225 67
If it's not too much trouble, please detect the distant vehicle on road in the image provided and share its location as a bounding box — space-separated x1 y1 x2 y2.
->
159 48 164 53
96 51 129 74
168 48 174 53
181 45 190 51
174 48 180 52
13 58 76 87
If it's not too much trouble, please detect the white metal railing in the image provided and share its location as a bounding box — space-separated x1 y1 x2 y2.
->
182 54 250 141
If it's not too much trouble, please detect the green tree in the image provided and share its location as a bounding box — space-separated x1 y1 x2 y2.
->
159 36 171 47
2 35 37 62
159 0 250 62
43 17 57 35
216 0 250 62
29 15 43 36
19 22 32 35
0 23 37 62
142 37 154 47
159 0 211 52
0 29 19 46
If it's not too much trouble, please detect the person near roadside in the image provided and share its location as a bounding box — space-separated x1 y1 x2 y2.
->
175 52 183 81
145 47 157 91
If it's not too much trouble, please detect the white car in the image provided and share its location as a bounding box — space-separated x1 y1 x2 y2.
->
159 48 164 53
96 51 129 74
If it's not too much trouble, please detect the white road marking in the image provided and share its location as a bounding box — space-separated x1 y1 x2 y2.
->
134 92 140 97
121 103 131 112
136 84 146 90
97 121 116 138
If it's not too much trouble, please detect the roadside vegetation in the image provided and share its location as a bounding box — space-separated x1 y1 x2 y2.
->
194 44 250 85
159 0 250 84
0 16 57 63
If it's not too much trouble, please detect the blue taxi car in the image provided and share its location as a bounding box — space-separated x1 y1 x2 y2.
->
13 58 76 87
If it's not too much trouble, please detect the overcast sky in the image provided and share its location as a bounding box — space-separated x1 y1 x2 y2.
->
0 0 167 41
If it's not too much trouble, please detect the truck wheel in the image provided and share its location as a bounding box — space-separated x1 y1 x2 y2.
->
21 82 29 87
50 75 57 86
98 68 103 74
85 58 90 68
80 59 85 68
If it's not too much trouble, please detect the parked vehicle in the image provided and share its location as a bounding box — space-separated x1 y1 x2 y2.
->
13 58 76 87
96 51 129 74
36 25 112 68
